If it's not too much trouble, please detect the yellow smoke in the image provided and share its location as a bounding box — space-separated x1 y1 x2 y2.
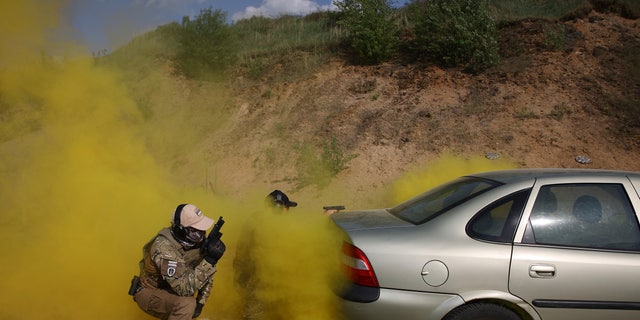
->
389 152 517 205
0 44 173 320
201 191 346 320
223 197 346 320
0 2 516 320
0 1 61 66
0 2 345 320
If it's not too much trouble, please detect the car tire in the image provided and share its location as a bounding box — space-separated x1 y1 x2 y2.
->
443 303 521 320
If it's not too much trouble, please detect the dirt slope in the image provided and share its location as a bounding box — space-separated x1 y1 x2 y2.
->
179 10 640 206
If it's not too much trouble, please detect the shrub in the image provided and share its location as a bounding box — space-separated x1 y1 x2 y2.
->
176 7 238 79
543 23 566 51
322 137 358 176
295 138 357 188
408 0 499 72
335 0 400 64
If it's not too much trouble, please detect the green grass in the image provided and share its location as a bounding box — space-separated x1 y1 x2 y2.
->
293 137 357 189
548 103 571 120
490 0 588 21
105 0 639 84
232 14 343 82
234 14 341 57
515 107 539 119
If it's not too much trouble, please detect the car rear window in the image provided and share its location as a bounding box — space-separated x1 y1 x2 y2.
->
389 177 499 224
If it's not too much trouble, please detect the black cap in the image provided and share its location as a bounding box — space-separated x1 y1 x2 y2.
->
267 190 298 208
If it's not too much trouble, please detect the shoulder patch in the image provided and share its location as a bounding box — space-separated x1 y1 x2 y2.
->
160 259 184 278
167 260 177 276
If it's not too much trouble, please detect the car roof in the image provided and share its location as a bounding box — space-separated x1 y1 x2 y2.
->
467 168 640 185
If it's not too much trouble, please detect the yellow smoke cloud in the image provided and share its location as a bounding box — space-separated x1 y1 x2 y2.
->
206 197 343 320
0 1 61 66
0 2 345 320
0 50 173 320
248 207 345 320
197 192 346 320
0 2 516 320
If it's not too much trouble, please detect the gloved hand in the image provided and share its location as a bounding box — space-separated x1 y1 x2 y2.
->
192 303 204 318
202 239 226 265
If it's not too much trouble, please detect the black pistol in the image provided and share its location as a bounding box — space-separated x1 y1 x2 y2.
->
201 216 226 265
128 275 141 296
204 216 225 247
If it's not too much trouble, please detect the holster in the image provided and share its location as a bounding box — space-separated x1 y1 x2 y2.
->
128 275 141 296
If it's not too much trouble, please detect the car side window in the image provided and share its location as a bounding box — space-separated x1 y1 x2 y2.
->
467 189 530 243
524 184 640 251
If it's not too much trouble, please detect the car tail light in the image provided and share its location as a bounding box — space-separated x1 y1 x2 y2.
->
341 242 379 287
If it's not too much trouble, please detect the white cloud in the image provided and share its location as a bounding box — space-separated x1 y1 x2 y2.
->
136 0 173 8
232 0 337 22
136 0 206 9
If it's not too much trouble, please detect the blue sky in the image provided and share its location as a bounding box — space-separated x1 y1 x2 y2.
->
64 0 408 53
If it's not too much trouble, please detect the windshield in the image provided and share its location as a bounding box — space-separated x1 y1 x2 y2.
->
388 177 500 224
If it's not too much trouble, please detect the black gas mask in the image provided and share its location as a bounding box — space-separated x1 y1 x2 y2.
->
171 224 206 250
171 204 207 250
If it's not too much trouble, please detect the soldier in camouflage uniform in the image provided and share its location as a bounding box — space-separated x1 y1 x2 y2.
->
133 204 226 320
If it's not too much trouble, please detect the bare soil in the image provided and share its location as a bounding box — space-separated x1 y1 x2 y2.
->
180 10 640 207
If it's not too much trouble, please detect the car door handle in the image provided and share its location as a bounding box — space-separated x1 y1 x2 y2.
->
529 264 556 278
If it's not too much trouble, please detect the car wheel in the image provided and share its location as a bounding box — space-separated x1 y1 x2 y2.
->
443 303 521 320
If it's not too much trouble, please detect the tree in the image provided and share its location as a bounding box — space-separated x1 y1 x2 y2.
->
335 0 399 64
408 0 499 72
177 7 237 79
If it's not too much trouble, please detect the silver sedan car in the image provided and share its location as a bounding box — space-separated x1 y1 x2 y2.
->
331 169 640 320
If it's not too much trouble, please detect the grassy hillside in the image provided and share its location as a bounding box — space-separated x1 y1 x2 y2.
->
92 0 640 203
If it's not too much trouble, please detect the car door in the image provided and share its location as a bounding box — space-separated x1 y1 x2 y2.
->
509 177 640 320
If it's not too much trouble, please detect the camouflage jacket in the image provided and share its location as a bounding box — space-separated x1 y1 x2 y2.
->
138 228 216 304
